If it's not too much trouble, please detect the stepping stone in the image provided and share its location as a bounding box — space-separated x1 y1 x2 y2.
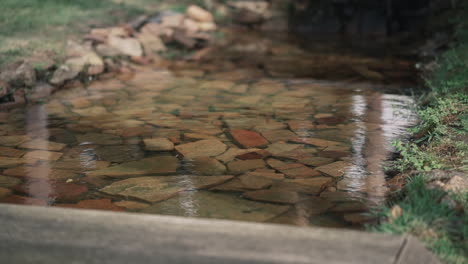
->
316 161 351 177
142 191 289 222
229 129 269 148
299 157 334 167
23 150 63 161
101 175 233 203
188 157 227 176
0 175 21 188
18 139 66 151
227 159 266 175
87 156 178 178
0 157 26 168
143 138 174 151
58 199 124 212
77 133 122 145
243 190 303 204
0 146 26 158
175 139 227 159
0 135 31 147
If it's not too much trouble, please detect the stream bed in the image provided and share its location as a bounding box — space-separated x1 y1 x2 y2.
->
0 31 418 228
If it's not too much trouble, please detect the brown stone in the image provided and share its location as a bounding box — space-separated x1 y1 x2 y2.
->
143 138 174 151
316 161 351 177
23 150 63 161
229 130 269 148
14 181 88 201
58 199 123 212
19 139 66 151
243 190 303 204
271 177 332 194
113 200 150 211
87 156 178 178
175 139 227 159
0 194 48 206
227 159 266 174
0 146 26 158
189 157 227 176
0 187 12 198
236 149 270 160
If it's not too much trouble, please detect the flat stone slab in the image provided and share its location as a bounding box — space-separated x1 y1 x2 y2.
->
87 156 178 178
0 204 440 264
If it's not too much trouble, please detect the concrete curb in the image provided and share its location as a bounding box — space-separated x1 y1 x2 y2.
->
0 204 440 264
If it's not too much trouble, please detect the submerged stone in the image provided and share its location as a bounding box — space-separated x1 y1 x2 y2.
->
19 139 66 151
95 145 144 163
58 199 123 211
0 175 21 188
23 150 63 161
143 138 174 151
142 191 289 222
229 129 269 148
87 156 178 178
0 146 26 158
316 161 351 177
100 175 233 203
243 190 303 204
77 133 122 145
227 159 266 174
175 139 227 159
188 157 227 176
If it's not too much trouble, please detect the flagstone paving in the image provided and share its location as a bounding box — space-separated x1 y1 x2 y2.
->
0 33 418 228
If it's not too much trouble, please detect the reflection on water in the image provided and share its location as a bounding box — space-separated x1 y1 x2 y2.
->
0 34 418 228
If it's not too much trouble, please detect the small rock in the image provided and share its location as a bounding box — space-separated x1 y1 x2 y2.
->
114 200 150 211
0 175 21 188
108 36 143 57
186 5 214 22
0 146 25 158
87 156 178 178
59 199 123 211
19 139 66 151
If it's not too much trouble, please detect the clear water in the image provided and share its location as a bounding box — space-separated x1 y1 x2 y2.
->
0 31 418 228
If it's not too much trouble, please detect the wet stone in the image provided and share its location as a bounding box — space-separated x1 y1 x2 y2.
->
0 187 12 199
216 148 262 163
87 156 178 178
295 197 335 216
330 202 368 213
0 135 31 147
0 146 26 158
266 159 321 178
23 150 63 161
320 191 361 202
0 194 48 206
260 130 299 142
265 142 301 155
59 199 123 211
0 157 26 168
175 139 227 159
227 159 266 175
19 139 66 151
142 191 290 222
0 175 22 188
343 213 375 224
143 138 174 151
114 200 150 211
243 190 303 204
14 181 88 202
316 161 351 177
95 145 144 163
77 133 123 145
188 157 227 176
100 175 233 203
270 177 333 195
229 129 269 148
3 165 78 180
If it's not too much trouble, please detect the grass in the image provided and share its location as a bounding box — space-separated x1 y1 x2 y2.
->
370 175 468 264
0 0 207 67
371 5 468 264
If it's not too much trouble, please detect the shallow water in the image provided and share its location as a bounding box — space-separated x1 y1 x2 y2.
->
0 33 418 228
